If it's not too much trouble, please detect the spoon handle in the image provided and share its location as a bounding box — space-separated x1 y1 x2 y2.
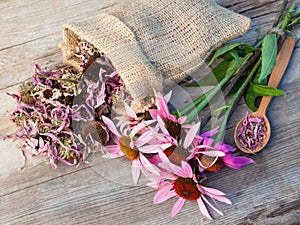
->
257 36 296 115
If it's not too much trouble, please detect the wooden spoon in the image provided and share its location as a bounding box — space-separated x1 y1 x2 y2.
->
234 36 296 154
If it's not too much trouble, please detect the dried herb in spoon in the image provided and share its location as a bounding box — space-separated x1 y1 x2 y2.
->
237 112 267 152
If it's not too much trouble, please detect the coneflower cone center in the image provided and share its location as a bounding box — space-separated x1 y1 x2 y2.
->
119 136 139 160
43 89 53 99
173 177 200 200
82 121 107 144
165 145 189 166
165 119 181 139
199 155 223 172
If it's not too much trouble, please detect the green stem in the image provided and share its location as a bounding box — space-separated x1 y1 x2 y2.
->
272 0 288 27
185 72 234 123
177 89 213 116
213 58 262 145
278 4 296 30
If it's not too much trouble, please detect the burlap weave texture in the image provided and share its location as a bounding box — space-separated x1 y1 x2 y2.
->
60 0 251 112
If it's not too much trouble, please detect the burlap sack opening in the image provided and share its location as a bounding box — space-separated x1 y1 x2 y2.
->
60 0 251 112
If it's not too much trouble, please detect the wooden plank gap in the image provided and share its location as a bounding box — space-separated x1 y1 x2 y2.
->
0 34 54 52
0 165 91 198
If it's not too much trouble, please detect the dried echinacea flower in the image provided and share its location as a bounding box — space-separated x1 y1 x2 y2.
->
19 82 35 104
237 112 267 152
81 121 109 144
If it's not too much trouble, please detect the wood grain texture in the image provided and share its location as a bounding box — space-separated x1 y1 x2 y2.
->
0 0 300 224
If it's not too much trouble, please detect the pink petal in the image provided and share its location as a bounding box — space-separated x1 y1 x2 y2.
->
201 195 224 216
149 154 162 165
149 109 166 120
201 127 219 138
124 102 137 119
186 150 197 160
135 130 155 147
132 159 141 184
177 116 187 124
222 154 255 170
195 145 214 150
200 150 225 157
139 143 171 154
206 193 232 205
102 116 121 137
164 90 172 103
197 197 213 220
198 185 226 196
157 115 169 135
171 197 185 218
153 183 174 203
175 161 193 178
165 112 177 123
183 122 200 149
158 162 181 174
104 145 124 158
215 142 236 153
130 120 155 139
202 137 214 147
157 92 170 116
157 149 170 163
139 154 160 175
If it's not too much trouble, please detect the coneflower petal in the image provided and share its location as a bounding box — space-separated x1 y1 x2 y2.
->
153 183 174 203
124 102 137 119
171 197 185 218
197 197 213 220
132 159 141 184
102 116 121 137
201 195 224 216
183 122 200 149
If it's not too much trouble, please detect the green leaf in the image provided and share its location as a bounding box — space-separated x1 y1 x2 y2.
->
244 83 286 111
252 63 262 84
207 43 254 67
259 34 278 83
229 50 240 65
186 59 231 87
245 89 258 111
250 84 286 97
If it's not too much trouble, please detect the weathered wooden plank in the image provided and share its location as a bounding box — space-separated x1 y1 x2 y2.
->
0 0 120 50
0 0 300 224
0 0 120 90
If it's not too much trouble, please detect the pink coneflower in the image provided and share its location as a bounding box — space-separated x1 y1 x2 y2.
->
188 128 254 172
149 91 186 139
101 105 169 183
149 120 225 166
153 161 231 219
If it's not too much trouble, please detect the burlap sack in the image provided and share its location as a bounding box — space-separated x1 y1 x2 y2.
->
60 0 251 112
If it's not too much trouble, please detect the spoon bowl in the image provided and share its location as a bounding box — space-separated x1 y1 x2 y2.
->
234 36 296 154
234 111 271 154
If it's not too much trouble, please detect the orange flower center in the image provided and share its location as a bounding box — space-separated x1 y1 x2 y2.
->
81 121 107 144
165 119 181 139
199 155 223 172
164 145 189 166
119 136 139 160
173 177 200 200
